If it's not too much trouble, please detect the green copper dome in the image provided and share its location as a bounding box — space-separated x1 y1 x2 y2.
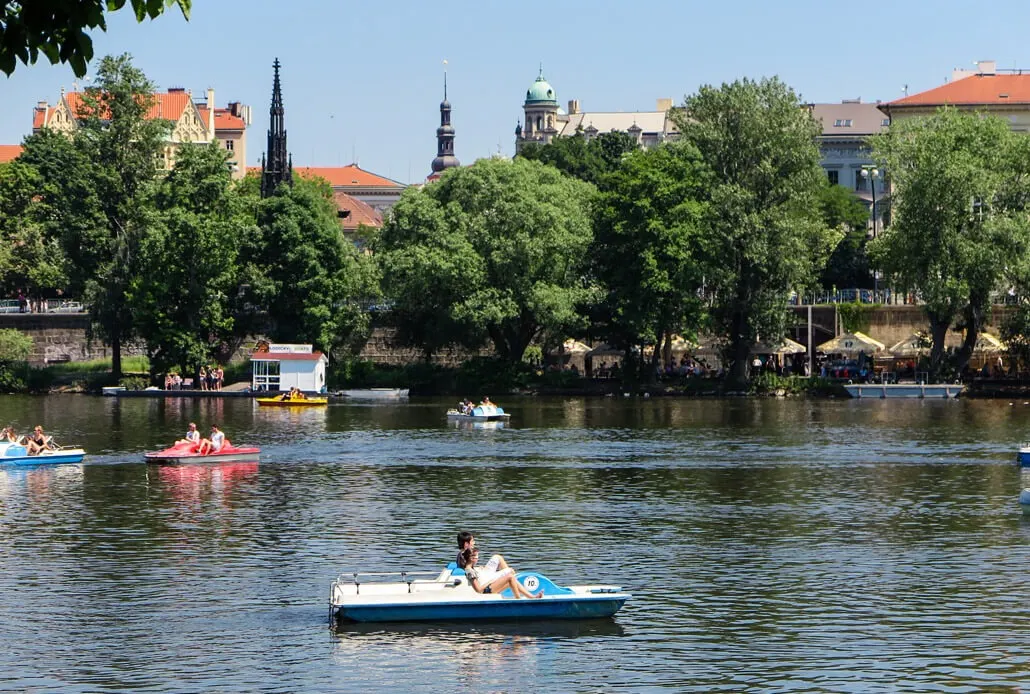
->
525 72 557 104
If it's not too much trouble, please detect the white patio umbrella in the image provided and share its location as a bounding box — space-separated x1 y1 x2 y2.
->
817 331 885 356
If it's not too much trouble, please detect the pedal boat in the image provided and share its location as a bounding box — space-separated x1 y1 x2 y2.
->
0 441 85 465
1018 443 1030 466
329 563 629 624
446 405 511 423
256 395 328 407
144 441 261 463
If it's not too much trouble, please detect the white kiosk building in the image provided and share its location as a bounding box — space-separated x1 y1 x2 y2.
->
250 343 328 393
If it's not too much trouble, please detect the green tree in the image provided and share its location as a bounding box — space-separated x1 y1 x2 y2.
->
129 143 245 378
253 176 375 354
376 158 596 362
0 0 191 76
869 107 1030 377
817 182 874 291
70 54 170 380
592 142 708 377
517 130 638 189
673 77 837 387
0 161 68 299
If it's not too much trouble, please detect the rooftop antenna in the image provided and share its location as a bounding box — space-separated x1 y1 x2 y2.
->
902 84 909 96
443 58 448 100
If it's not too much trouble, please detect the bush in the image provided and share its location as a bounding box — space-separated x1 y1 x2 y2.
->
119 375 148 391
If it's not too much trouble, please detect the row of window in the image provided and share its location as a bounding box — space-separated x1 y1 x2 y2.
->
825 169 881 191
832 118 891 128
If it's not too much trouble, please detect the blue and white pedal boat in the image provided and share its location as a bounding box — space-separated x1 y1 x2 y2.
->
1018 443 1030 466
0 441 85 465
446 405 511 423
329 564 630 624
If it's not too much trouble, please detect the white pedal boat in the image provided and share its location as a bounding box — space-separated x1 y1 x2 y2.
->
329 563 629 624
446 405 511 422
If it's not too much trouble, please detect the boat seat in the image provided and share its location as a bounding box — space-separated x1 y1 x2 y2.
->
443 561 466 578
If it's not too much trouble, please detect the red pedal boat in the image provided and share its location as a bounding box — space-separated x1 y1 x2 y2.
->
144 441 261 463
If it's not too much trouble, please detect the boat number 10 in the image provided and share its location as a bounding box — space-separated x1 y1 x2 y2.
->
523 576 539 591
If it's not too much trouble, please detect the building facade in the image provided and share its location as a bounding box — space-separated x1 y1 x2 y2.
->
32 87 251 178
514 68 678 152
809 100 889 231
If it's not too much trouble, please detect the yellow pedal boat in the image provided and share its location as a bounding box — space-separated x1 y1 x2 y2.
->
256 395 329 407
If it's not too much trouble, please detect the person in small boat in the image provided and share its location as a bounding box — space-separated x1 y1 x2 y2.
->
26 426 51 456
459 546 540 599
1 427 18 443
198 425 226 455
480 396 493 408
175 423 201 448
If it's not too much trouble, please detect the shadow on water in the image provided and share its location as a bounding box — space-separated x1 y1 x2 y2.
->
332 617 625 639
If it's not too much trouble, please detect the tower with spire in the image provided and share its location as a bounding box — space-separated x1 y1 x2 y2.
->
430 65 460 178
260 58 293 198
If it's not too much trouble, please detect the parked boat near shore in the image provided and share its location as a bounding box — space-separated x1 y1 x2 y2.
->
334 388 410 400
844 383 965 399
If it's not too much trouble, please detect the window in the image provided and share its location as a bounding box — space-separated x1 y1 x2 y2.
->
252 360 280 391
225 139 234 152
833 119 853 127
881 118 890 126
855 170 866 190
826 170 839 185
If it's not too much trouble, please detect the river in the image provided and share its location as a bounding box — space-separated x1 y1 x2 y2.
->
0 395 1028 692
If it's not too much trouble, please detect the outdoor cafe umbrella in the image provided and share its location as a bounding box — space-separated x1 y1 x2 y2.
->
888 332 931 358
587 343 624 358
973 332 1007 354
817 331 885 357
548 339 591 356
751 337 807 355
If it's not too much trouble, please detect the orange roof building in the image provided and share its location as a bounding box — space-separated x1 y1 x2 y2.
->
0 145 22 164
881 60 1030 129
32 87 251 178
249 163 407 212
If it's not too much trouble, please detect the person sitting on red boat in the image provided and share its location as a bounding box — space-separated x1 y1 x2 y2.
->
175 422 201 449
198 425 227 456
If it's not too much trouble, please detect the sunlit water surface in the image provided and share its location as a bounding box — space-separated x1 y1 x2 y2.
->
0 395 1028 691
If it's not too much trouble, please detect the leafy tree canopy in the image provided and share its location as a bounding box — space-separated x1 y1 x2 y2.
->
517 130 638 189
376 157 596 362
869 107 1030 376
673 77 837 387
818 182 874 291
0 0 191 76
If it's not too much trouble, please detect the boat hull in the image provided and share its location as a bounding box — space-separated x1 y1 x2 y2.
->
844 383 965 399
336 388 409 400
2 448 85 465
446 413 511 422
144 442 260 463
1018 448 1030 466
335 595 628 623
256 397 327 407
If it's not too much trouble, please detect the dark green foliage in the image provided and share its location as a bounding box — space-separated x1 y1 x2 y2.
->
818 183 874 290
517 130 638 189
0 0 191 76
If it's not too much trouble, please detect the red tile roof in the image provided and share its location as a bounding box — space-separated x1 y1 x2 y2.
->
34 90 245 133
0 145 22 163
333 191 383 230
294 165 405 188
889 73 1030 107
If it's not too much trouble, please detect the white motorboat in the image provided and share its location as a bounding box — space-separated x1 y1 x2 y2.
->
329 564 629 624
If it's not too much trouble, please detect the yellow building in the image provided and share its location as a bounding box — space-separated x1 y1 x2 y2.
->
32 88 251 178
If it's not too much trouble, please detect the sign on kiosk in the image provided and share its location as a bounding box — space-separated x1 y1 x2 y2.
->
268 344 313 354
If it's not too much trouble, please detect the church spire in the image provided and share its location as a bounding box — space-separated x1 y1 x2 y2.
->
431 61 460 175
261 57 293 198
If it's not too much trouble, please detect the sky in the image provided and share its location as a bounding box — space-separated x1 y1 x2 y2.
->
3 0 1030 183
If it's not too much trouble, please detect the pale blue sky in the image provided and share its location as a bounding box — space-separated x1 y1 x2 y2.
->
2 0 1029 183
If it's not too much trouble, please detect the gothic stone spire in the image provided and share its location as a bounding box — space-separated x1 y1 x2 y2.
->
261 57 293 198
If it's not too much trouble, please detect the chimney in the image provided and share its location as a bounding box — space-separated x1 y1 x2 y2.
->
206 88 215 138
568 99 580 115
656 98 673 112
977 59 997 75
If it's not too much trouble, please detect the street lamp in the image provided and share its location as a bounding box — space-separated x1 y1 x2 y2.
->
861 166 881 298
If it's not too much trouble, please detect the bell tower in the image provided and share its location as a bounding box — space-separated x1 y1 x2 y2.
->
430 67 460 175
515 66 559 153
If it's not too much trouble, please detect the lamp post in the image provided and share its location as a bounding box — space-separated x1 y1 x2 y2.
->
860 166 880 299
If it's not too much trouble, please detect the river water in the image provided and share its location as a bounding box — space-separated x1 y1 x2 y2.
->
0 395 1028 692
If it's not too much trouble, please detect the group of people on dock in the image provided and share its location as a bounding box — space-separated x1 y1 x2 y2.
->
455 530 541 599
1 425 55 456
162 367 224 391
174 422 227 456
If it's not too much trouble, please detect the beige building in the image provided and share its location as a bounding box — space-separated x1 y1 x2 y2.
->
32 88 251 178
514 69 678 151
880 60 1030 130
